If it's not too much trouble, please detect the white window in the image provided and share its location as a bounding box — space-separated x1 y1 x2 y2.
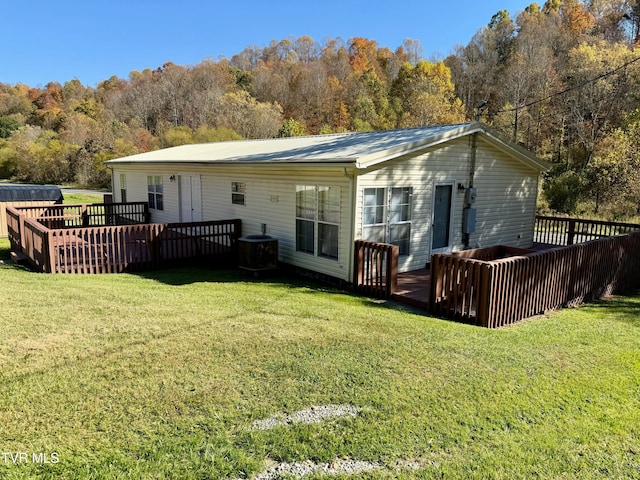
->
232 182 246 205
120 174 127 203
362 187 412 255
147 176 163 210
296 185 340 260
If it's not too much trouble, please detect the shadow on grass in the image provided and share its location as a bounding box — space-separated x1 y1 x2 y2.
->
580 293 640 327
0 244 11 262
135 266 430 317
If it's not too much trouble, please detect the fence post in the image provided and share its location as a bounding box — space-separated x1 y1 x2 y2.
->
80 204 87 227
387 244 399 297
46 229 56 273
476 264 492 328
567 219 576 245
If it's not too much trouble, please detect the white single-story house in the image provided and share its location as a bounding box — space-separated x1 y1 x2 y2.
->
105 122 548 283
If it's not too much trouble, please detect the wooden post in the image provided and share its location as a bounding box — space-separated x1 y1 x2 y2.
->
477 263 492 328
387 244 399 297
46 229 55 273
567 219 576 245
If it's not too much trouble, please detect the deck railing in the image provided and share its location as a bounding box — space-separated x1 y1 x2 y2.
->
6 206 23 253
353 240 398 298
534 215 640 246
7 203 240 274
48 220 242 274
21 217 54 273
8 202 150 230
430 232 640 328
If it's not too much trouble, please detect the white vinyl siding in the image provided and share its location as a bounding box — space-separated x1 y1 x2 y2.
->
355 137 540 272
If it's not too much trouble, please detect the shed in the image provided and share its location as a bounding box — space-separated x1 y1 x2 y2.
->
0 185 64 237
106 122 548 283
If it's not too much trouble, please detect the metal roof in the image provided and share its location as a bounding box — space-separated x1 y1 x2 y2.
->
0 184 63 202
105 122 549 172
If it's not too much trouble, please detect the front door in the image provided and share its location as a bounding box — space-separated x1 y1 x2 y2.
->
179 175 202 222
431 184 453 253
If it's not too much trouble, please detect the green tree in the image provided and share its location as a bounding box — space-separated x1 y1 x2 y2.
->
278 118 307 137
161 126 195 147
0 116 21 138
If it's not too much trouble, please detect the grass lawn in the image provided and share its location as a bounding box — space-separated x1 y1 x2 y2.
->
0 237 639 479
61 193 106 205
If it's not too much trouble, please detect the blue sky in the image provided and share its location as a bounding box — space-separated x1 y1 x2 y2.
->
1 0 533 87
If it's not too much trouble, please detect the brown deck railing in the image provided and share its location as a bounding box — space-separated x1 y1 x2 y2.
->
21 217 54 272
6 206 23 253
8 202 150 230
48 220 242 274
430 233 640 328
7 203 240 274
535 215 640 246
353 240 398 298
429 246 531 324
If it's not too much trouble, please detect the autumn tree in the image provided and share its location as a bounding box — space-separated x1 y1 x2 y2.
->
562 40 639 166
211 91 283 139
391 60 465 127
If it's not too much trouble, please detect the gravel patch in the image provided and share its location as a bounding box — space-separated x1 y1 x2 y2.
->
243 405 426 478
247 459 380 480
251 404 362 430
239 458 426 479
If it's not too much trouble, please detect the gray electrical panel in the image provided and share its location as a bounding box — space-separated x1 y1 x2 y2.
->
463 207 476 234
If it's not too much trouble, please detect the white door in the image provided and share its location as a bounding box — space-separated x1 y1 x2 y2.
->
179 175 202 222
431 183 454 254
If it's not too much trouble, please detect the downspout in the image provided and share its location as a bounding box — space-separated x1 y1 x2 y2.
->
344 167 357 285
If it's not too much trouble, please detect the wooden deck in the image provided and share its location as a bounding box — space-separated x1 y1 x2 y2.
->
392 269 430 309
390 244 550 311
6 202 242 274
387 238 638 316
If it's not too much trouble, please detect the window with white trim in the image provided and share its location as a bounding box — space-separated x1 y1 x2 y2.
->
147 176 163 210
296 185 340 260
362 187 412 255
120 174 127 203
231 182 246 205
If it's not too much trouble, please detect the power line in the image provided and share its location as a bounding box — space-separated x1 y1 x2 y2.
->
495 54 640 114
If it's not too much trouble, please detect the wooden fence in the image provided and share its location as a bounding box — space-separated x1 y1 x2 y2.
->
430 232 640 328
535 215 640 246
7 203 241 274
353 240 398 298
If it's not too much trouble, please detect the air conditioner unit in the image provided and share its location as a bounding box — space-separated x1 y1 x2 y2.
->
238 235 278 275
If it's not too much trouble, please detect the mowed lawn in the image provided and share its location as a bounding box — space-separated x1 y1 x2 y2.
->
0 237 639 479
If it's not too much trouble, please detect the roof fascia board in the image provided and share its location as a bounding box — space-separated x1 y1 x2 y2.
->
108 159 356 168
478 130 550 172
355 123 483 169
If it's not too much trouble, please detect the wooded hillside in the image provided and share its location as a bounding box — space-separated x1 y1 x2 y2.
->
1 0 639 218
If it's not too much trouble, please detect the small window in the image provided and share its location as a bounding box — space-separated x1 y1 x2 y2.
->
232 182 246 205
120 174 127 203
147 176 163 210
